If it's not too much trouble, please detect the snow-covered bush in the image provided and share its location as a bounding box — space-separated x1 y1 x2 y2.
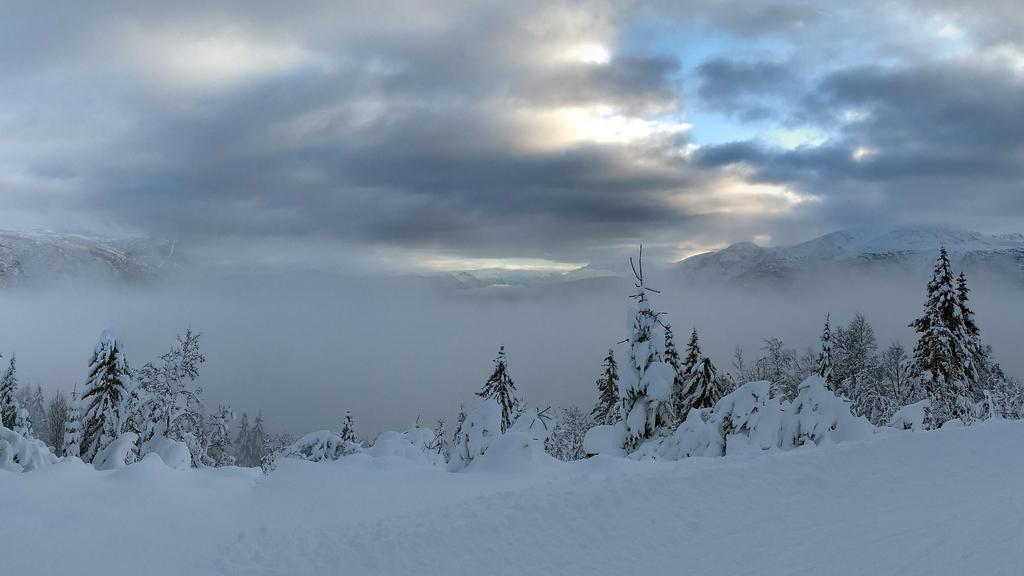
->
889 400 930 431
710 380 786 456
599 376 875 461
466 407 557 473
365 427 446 467
448 398 503 472
783 375 873 447
93 432 139 471
0 425 57 472
140 436 192 470
282 431 360 462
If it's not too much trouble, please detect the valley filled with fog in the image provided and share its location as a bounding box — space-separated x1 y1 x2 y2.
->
2 253 1021 438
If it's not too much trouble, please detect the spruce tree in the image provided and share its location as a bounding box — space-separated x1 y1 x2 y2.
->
620 247 674 451
956 271 992 400
1 354 18 429
340 410 357 443
80 330 133 463
14 406 32 437
911 248 977 427
678 329 721 416
250 412 268 466
63 387 83 458
477 346 521 433
234 412 252 466
816 314 835 389
664 325 686 415
673 328 702 419
591 349 620 425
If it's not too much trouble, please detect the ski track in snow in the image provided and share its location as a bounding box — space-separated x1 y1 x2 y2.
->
3 422 1024 576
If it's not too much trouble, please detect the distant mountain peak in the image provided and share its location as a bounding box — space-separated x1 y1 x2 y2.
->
676 225 1024 287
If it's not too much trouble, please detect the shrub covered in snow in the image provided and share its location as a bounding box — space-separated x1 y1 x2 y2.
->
890 400 931 431
783 375 874 447
140 436 193 470
282 431 361 462
448 398 503 472
0 425 57 472
93 432 139 471
596 376 876 461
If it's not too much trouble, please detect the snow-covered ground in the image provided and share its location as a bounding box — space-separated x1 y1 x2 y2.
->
3 421 1023 575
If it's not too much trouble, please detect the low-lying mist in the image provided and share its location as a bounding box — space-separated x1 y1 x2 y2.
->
1 266 1020 437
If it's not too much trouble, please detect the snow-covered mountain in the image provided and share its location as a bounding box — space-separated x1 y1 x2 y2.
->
676 226 1024 287
0 230 178 287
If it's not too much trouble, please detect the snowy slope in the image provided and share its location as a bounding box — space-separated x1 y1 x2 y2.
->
0 230 177 287
2 421 1023 575
677 225 1024 286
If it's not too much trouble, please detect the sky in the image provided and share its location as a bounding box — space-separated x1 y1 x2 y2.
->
3 0 1024 273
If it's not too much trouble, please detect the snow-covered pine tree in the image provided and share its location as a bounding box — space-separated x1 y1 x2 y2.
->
477 346 521 433
911 248 978 427
234 412 252 466
664 325 686 419
14 406 32 437
590 349 620 425
620 247 675 452
26 384 48 445
1 354 18 429
674 328 702 421
63 387 83 458
80 330 133 463
45 390 69 453
544 405 592 461
956 271 1000 401
816 314 835 389
340 410 357 443
250 412 268 466
206 405 235 467
675 328 721 422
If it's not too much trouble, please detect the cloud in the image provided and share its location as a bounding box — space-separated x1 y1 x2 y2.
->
3 0 1024 269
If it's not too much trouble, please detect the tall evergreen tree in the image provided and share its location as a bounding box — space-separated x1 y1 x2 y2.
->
590 349 620 425
663 325 686 413
673 328 703 420
46 390 70 455
620 247 674 451
80 330 132 463
477 346 521 433
63 387 83 458
14 405 32 437
911 248 978 427
250 412 268 466
340 410 357 443
234 412 252 466
816 314 835 389
1 354 18 429
956 271 996 400
677 329 721 417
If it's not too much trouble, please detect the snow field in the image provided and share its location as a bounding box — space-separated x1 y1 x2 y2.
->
2 420 1023 575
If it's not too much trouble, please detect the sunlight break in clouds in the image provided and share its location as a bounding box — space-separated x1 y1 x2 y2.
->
131 27 321 92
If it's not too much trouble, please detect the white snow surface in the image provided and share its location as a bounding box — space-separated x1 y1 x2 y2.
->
3 421 1024 575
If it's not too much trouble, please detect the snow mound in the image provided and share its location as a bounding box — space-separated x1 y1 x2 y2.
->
468 408 559 473
890 399 930 431
626 376 875 461
141 436 193 470
449 398 503 472
0 425 57 472
283 431 360 462
366 431 439 466
583 422 627 457
784 375 874 447
93 432 139 470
